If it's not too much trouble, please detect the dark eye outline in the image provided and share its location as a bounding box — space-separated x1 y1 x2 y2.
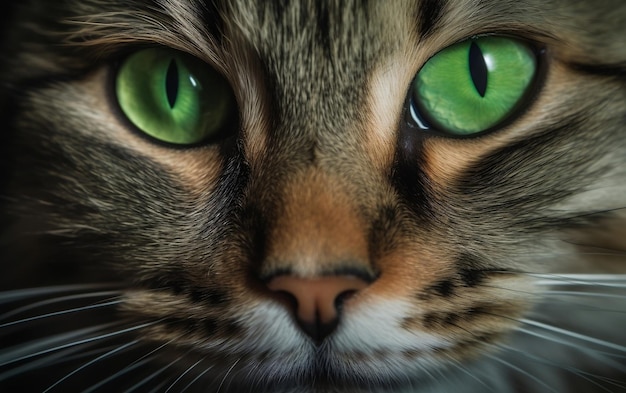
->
404 35 548 139
108 46 240 150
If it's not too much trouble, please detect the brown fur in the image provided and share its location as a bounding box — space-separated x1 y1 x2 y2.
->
1 1 625 392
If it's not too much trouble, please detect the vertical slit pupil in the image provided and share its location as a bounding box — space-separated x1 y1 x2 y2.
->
469 41 488 97
165 59 179 109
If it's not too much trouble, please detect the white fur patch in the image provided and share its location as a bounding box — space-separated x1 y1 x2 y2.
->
333 298 449 354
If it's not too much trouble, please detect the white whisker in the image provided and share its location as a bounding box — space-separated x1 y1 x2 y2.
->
486 353 558 393
515 327 626 369
43 340 139 393
145 380 171 393
243 358 272 393
82 334 182 393
0 291 123 322
82 356 154 393
530 274 626 287
521 319 626 354
0 284 121 305
164 356 205 393
542 290 626 300
0 299 122 329
216 357 241 393
481 285 626 316
0 342 97 381
178 364 212 393
0 324 114 367
496 343 626 392
122 354 184 393
448 359 497 393
0 320 158 367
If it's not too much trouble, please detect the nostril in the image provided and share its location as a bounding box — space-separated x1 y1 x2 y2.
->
334 290 358 314
266 275 370 343
273 288 335 344
272 289 298 313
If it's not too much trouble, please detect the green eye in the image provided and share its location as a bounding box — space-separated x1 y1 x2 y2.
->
115 48 235 145
412 36 538 135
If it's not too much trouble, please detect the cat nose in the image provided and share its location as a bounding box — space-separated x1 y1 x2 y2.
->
267 274 370 343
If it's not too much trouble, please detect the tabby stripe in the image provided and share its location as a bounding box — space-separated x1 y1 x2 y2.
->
417 0 446 39
198 0 227 43
567 62 626 81
392 126 433 222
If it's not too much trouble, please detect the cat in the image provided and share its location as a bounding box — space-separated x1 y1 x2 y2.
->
1 0 625 392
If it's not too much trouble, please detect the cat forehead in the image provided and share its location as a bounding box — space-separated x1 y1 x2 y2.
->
154 0 552 128
35 0 626 79
149 0 558 66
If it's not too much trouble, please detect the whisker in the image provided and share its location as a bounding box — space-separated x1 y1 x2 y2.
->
554 206 626 221
0 291 123 322
0 320 158 368
145 380 172 393
483 307 626 363
393 364 421 391
515 327 626 366
490 270 626 282
0 284 121 305
423 364 447 391
496 343 626 392
0 299 122 329
539 291 626 315
123 354 185 393
178 363 212 393
469 308 626 376
164 356 206 393
568 251 626 258
216 357 241 393
43 340 139 393
82 334 182 393
447 359 498 393
529 274 626 288
562 239 626 254
481 283 626 315
0 341 103 381
82 356 155 393
0 324 115 367
485 353 558 393
483 270 626 290
541 290 626 299
483 283 626 307
520 319 626 354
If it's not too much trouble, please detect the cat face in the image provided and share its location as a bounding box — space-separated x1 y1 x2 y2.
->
1 0 625 392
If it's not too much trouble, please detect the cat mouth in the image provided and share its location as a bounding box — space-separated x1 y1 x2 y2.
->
122 285 519 390
159 340 466 392
137 316 486 391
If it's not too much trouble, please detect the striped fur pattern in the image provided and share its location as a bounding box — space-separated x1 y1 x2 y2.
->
0 0 625 392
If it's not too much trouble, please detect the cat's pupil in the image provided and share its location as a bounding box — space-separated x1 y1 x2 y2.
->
469 41 488 97
165 59 179 109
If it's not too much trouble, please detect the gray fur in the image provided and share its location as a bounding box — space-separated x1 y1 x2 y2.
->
1 0 625 392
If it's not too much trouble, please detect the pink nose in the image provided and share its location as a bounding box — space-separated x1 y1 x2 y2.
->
267 275 370 342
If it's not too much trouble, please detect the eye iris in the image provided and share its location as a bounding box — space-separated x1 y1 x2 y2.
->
468 41 488 97
115 48 235 145
412 36 537 135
